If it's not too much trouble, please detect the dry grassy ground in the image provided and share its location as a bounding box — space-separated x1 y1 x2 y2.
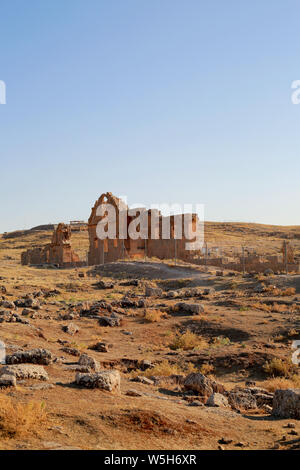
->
0 224 299 450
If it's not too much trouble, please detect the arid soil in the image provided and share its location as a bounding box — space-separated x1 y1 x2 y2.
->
0 228 299 450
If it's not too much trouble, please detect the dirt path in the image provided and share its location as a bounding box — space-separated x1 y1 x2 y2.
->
88 260 213 281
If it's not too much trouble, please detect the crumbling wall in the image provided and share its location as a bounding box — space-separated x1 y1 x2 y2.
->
87 194 200 265
21 223 84 267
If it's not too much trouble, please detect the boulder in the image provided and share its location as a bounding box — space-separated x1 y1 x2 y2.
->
272 389 300 419
61 347 80 357
206 393 229 408
132 376 154 385
227 388 257 410
75 370 120 392
6 348 53 365
90 342 109 353
0 300 15 309
98 315 120 327
0 374 17 387
0 364 49 381
62 323 79 335
166 290 179 298
94 280 115 289
14 297 40 309
145 286 163 297
78 354 100 372
175 302 204 315
264 269 274 276
184 373 225 397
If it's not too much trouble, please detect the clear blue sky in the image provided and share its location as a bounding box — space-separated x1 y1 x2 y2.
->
0 0 299 232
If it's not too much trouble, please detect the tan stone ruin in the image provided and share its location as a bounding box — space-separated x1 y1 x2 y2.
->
21 223 83 267
87 192 200 265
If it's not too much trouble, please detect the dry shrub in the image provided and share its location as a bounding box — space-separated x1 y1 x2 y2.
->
144 360 181 377
169 331 208 351
271 303 288 313
263 375 300 392
281 287 296 296
0 394 48 438
144 309 165 323
263 358 297 378
143 359 196 377
287 328 299 338
199 363 215 375
252 302 272 312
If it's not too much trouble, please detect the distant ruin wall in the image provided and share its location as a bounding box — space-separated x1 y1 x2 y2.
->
21 223 85 268
191 256 299 273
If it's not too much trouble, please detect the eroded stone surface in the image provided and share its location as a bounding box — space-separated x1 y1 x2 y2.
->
75 370 120 392
272 389 300 419
6 348 53 365
0 364 49 381
184 373 225 397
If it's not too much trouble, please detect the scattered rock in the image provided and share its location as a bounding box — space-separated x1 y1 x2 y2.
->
145 286 163 297
120 280 139 287
272 389 300 419
206 393 229 408
227 388 257 410
62 323 79 335
184 373 225 398
264 269 274 276
0 300 15 309
218 437 233 445
78 354 100 372
75 370 120 392
175 302 204 315
0 374 17 387
188 400 204 407
6 348 53 365
94 280 114 289
126 389 143 397
61 347 80 357
89 342 110 353
132 376 154 385
98 315 120 327
0 364 49 381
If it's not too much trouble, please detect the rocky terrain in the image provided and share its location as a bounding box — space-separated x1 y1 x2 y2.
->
0 227 299 450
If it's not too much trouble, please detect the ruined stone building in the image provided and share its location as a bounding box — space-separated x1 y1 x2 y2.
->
88 192 200 265
21 223 83 267
21 192 200 268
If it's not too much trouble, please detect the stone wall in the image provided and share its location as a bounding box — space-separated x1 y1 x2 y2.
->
87 193 200 265
21 223 84 268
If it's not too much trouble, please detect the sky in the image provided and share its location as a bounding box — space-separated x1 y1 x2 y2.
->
0 0 300 233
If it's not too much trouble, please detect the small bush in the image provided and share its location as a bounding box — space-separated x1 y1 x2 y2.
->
169 331 208 351
263 358 297 378
143 359 197 377
0 394 48 438
144 360 180 377
212 336 232 347
263 375 300 392
199 363 215 375
282 287 296 296
144 309 164 323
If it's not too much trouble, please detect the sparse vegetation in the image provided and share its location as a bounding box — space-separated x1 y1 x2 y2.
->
0 394 48 438
263 358 297 378
144 309 165 323
169 331 208 351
